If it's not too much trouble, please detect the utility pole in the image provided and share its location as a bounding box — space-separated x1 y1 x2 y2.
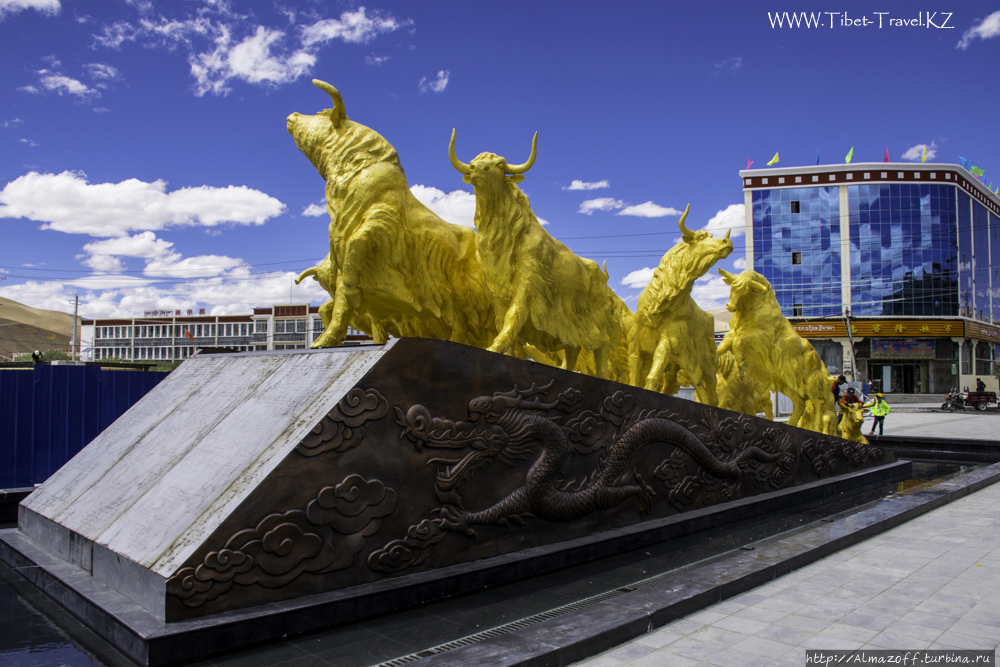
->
71 294 79 361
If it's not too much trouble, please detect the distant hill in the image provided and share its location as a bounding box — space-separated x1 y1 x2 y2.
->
0 296 80 361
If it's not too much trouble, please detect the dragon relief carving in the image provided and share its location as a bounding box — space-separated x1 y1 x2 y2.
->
368 382 789 574
296 388 389 457
167 474 397 607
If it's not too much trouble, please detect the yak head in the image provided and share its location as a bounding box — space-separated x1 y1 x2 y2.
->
449 129 537 195
286 80 349 175
719 268 772 314
673 205 734 276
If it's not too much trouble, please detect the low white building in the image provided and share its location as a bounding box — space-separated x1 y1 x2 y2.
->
82 304 370 361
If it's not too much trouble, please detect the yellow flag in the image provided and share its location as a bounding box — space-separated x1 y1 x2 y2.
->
845 146 854 164
922 147 927 163
767 152 779 166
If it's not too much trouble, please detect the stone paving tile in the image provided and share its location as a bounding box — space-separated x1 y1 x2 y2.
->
630 650 699 667
730 634 795 657
817 622 880 644
755 597 805 614
755 623 815 646
899 609 958 631
702 647 771 667
685 626 747 648
603 643 655 663
633 628 684 649
574 472 1000 667
731 606 787 624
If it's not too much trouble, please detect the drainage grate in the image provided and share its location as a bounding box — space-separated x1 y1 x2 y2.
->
369 587 631 667
367 547 743 667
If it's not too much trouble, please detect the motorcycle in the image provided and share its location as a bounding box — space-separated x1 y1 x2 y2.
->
941 388 967 412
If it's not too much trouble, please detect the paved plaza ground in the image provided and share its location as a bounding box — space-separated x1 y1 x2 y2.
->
575 409 1000 666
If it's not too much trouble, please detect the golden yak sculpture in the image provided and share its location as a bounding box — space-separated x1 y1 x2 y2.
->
716 350 773 419
716 269 837 434
837 401 871 445
288 80 495 349
449 130 624 379
627 206 732 403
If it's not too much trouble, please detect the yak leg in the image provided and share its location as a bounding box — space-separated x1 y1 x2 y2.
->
644 336 671 391
563 347 581 373
627 324 647 388
449 311 468 345
313 285 351 348
593 345 611 380
489 298 529 355
694 372 719 406
787 394 806 429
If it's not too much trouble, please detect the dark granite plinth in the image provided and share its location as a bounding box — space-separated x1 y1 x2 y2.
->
0 461 912 666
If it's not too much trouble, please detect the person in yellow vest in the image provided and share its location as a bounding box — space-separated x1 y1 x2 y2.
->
867 392 890 436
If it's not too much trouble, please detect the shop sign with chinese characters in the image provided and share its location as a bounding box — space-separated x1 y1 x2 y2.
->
790 319 964 338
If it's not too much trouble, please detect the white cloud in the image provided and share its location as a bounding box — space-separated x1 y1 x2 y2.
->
85 62 120 80
93 7 408 96
620 267 654 289
93 107 110 113
410 184 476 228
733 257 747 270
579 198 626 215
299 7 409 46
690 274 731 310
563 180 610 191
702 203 745 237
957 10 1000 49
24 72 99 99
617 201 683 218
19 138 38 147
419 70 449 93
714 56 743 73
0 170 285 237
0 0 59 19
81 231 174 259
365 54 390 65
901 142 938 161
189 25 316 96
535 216 550 226
302 202 326 217
143 253 246 278
81 254 126 272
1 118 23 128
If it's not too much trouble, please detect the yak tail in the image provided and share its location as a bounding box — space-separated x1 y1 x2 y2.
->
295 266 318 285
601 260 610 282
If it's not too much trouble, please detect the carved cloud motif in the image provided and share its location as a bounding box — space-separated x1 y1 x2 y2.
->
167 475 398 608
296 388 389 457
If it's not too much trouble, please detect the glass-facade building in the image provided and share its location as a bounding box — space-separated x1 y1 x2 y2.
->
741 164 1000 394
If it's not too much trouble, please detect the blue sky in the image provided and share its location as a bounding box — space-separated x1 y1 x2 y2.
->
1 0 998 320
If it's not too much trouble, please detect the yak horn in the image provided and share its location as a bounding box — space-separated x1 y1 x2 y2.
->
449 129 471 175
677 204 693 236
724 227 732 240
504 132 538 174
718 268 736 282
313 80 347 124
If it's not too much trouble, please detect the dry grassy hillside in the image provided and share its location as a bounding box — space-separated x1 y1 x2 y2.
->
0 296 80 360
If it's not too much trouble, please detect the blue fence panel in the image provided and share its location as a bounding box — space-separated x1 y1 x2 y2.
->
0 367 169 488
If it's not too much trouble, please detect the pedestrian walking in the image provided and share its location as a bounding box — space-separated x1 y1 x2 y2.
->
868 392 890 436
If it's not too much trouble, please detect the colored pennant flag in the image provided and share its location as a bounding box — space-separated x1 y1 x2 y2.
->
184 330 195 341
884 147 889 163
971 166 985 179
921 147 927 163
845 146 854 164
767 152 779 166
959 157 973 171
746 157 753 169
816 151 820 165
